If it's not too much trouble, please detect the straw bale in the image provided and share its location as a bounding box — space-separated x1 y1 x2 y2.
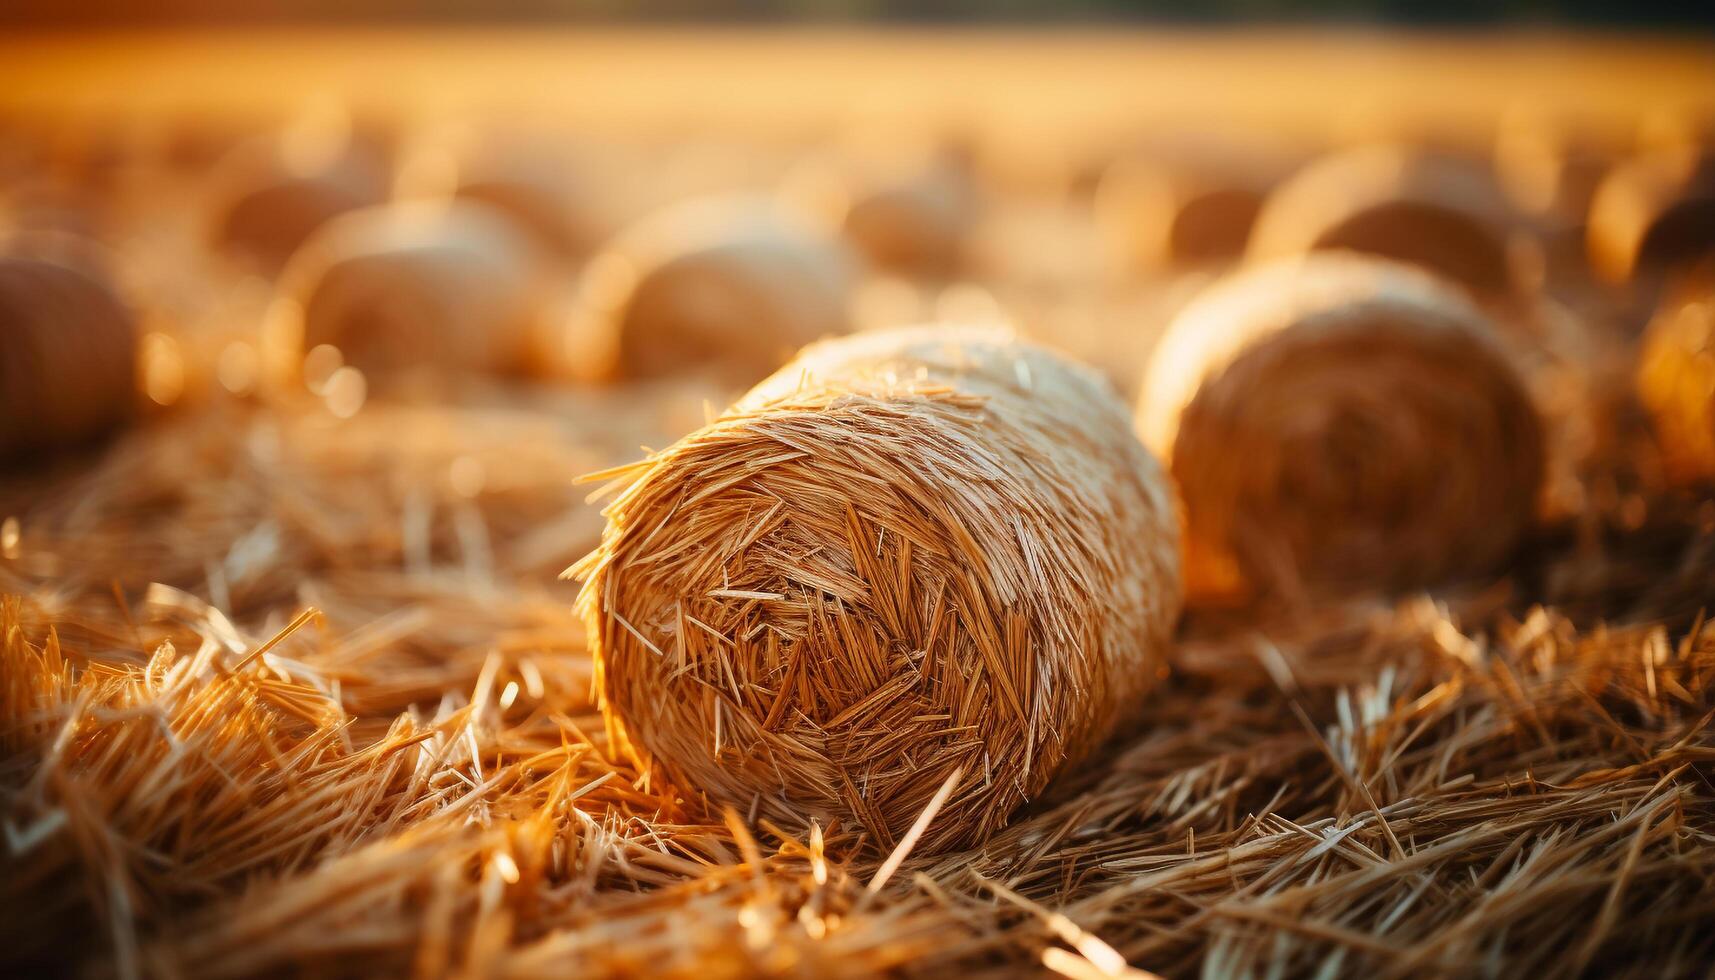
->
575 325 1181 854
1137 254 1545 603
0 254 137 460
1637 263 1715 484
1095 132 1304 268
581 198 858 384
841 166 977 279
271 202 543 379
205 134 389 274
1248 145 1518 298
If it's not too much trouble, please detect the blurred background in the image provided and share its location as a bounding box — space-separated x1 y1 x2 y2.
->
0 5 1710 473
3 0 1712 24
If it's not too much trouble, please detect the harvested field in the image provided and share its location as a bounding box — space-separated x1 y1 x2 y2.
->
2 28 1714 979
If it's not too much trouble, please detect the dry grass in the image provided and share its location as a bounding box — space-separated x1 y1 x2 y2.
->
1 320 1711 977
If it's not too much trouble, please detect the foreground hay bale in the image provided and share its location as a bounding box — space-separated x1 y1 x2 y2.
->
0 254 136 459
270 202 542 379
1138 254 1545 603
575 325 1180 853
1248 145 1518 299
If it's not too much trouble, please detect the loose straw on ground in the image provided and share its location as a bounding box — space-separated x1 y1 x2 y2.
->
1137 254 1545 603
574 324 1182 854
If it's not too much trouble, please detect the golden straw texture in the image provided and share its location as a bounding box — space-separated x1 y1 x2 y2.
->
0 255 136 460
2 335 1713 979
1637 264 1715 484
582 198 857 384
575 325 1181 854
1248 144 1518 298
272 202 542 378
1138 254 1545 602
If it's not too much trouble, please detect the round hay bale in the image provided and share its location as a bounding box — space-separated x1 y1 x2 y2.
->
584 198 857 385
272 202 541 379
206 135 389 274
1637 263 1715 485
0 254 136 459
575 324 1181 853
1248 145 1518 299
1095 133 1302 269
840 167 977 279
1137 254 1545 603
1587 150 1715 285
455 155 608 261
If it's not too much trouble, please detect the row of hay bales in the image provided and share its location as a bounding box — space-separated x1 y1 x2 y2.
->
1 104 1711 852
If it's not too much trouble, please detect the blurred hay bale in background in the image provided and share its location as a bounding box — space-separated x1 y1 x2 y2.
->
1137 254 1545 604
0 252 137 460
271 201 549 382
572 196 858 385
1247 145 1520 300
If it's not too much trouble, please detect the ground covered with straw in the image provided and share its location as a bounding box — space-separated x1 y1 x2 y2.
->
3 360 1712 979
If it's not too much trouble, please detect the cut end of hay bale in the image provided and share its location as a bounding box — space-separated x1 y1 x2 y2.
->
576 324 1180 854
